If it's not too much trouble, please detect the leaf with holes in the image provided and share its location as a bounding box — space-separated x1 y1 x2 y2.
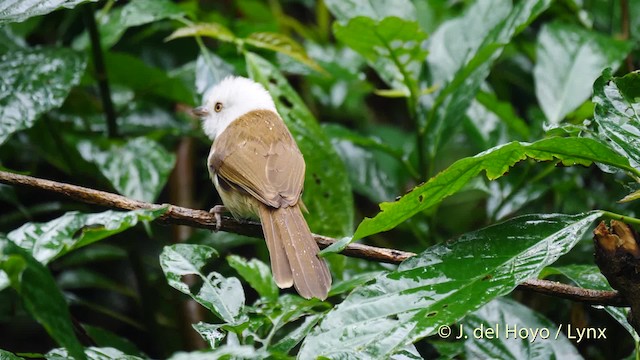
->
160 244 246 325
353 137 635 240
300 212 601 359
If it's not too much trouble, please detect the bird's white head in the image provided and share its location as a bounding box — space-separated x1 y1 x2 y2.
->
194 76 278 140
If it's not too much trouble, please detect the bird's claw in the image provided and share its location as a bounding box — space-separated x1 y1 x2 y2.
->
209 205 228 232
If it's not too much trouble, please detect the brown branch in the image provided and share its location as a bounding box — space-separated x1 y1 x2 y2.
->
0 170 628 307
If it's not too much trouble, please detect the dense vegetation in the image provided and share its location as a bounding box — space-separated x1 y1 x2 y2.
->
1 0 640 359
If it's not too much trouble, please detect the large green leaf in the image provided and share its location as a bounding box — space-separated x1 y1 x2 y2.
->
0 0 95 24
324 0 416 22
166 346 265 360
354 137 634 240
101 52 195 104
300 212 601 359
0 48 86 145
592 69 640 169
245 52 353 237
1 242 86 360
333 16 427 94
73 0 185 49
543 265 639 342
424 0 551 157
462 297 581 359
534 22 631 125
76 137 176 202
227 255 278 301
0 349 24 360
159 244 246 325
0 208 166 290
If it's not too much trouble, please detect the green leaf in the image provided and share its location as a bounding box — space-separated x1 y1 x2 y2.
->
57 268 137 298
244 32 322 72
592 69 640 169
74 0 186 49
300 212 601 359
353 137 634 240
0 208 166 289
0 0 96 24
462 297 581 359
245 52 353 237
318 236 352 257
82 325 145 358
165 23 236 43
0 349 24 360
270 314 322 354
227 255 278 300
46 347 143 360
324 0 416 22
328 270 385 297
324 123 412 203
424 0 551 156
101 52 195 104
192 322 225 349
1 242 87 360
166 346 265 360
0 48 86 145
159 244 246 325
76 137 175 202
333 16 427 94
475 91 530 141
543 265 639 342
534 22 631 125
195 49 234 96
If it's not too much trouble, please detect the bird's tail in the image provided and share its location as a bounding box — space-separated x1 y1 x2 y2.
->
258 204 331 300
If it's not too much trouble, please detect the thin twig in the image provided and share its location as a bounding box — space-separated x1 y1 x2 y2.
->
0 170 627 307
83 3 118 138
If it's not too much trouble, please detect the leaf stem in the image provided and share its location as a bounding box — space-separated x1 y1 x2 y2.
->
83 3 118 138
601 211 640 226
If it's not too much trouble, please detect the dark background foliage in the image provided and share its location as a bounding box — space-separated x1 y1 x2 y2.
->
1 0 640 359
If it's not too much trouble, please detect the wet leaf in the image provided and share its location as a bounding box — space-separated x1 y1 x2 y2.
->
324 0 416 22
0 48 86 145
166 346 265 360
463 297 581 359
192 322 225 349
159 244 246 325
543 265 639 342
424 0 550 156
46 347 142 360
1 242 87 360
246 52 353 237
300 212 601 359
534 22 631 124
333 16 427 94
354 137 634 240
76 137 176 202
57 268 137 298
82 325 145 357
227 255 278 300
0 208 166 290
592 69 640 169
270 314 322 354
0 0 95 24
328 271 385 297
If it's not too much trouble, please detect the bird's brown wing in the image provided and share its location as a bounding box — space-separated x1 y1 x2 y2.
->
209 110 305 208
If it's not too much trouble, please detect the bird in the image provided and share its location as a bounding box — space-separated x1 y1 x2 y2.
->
193 76 331 300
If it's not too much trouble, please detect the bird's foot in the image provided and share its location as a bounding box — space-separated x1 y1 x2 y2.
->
209 205 228 232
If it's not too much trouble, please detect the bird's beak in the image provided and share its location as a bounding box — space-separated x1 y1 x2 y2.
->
192 106 209 117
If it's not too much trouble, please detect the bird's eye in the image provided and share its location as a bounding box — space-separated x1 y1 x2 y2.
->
214 102 223 112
